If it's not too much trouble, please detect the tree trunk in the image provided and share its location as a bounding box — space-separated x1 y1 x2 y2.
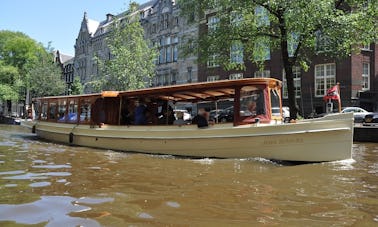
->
278 13 298 120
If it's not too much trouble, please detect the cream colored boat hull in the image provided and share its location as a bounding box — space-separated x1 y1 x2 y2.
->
22 113 353 162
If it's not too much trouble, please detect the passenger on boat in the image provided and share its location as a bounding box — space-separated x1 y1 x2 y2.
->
157 103 175 125
134 99 147 125
192 108 209 128
173 111 186 125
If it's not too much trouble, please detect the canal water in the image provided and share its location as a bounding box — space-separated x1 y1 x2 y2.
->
0 125 377 226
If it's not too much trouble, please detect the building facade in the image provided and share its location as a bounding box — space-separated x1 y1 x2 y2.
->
197 11 378 117
73 0 198 93
72 1 377 117
54 50 74 95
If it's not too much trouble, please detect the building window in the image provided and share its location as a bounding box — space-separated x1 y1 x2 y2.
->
171 73 177 84
187 67 192 82
208 16 220 32
254 42 270 61
159 48 165 64
230 41 244 64
254 70 270 78
172 36 178 44
255 6 269 26
207 75 220 82
166 46 172 63
173 45 178 62
229 73 243 80
166 36 171 45
283 67 301 99
361 44 371 50
315 31 331 52
288 33 299 57
164 74 170 85
207 54 220 68
362 62 370 91
314 63 336 97
230 11 243 26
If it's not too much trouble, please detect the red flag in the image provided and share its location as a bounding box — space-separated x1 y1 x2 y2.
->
323 85 340 102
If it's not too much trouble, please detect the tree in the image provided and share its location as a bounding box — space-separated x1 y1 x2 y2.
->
178 0 377 119
91 2 158 92
70 76 84 95
0 61 21 101
0 31 65 103
28 47 65 98
0 31 42 104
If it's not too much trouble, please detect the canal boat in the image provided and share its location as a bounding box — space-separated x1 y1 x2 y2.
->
22 78 354 162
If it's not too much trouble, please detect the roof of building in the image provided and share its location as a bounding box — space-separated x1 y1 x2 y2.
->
85 0 158 38
54 51 74 64
87 18 100 37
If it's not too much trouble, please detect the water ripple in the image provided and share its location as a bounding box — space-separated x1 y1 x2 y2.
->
0 196 101 226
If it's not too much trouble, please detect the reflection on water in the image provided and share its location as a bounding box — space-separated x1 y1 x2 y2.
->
0 125 377 226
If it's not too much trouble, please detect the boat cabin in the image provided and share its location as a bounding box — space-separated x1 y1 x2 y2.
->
32 78 283 127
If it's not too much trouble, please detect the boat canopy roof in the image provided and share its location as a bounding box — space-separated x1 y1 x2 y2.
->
34 78 282 102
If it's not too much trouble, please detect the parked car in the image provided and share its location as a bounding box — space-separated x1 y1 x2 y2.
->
363 113 378 126
209 109 223 122
217 106 234 123
341 107 371 123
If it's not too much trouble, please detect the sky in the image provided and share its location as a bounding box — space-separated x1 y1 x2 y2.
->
0 0 145 56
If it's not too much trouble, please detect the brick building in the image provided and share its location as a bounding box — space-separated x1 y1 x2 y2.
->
197 15 377 117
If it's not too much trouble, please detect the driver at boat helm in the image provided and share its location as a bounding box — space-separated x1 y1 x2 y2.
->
192 108 209 128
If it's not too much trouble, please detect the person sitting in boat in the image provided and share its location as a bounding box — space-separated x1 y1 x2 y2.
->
157 102 175 125
174 111 186 125
134 99 147 125
192 108 209 128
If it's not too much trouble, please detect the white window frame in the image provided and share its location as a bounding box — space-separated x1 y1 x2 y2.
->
229 73 243 80
361 44 371 51
288 33 299 57
362 62 370 91
207 54 220 68
283 67 301 99
208 16 220 32
230 41 244 64
255 6 269 26
254 70 270 78
230 11 243 26
314 63 336 97
207 75 220 82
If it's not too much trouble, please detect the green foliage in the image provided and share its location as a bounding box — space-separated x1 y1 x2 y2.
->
71 76 83 95
0 84 19 101
0 30 42 75
0 61 21 101
28 50 65 98
178 0 377 119
91 2 158 92
0 30 65 101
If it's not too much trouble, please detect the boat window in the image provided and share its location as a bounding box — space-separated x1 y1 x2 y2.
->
270 89 281 117
80 99 92 123
41 102 48 120
49 102 57 120
33 101 41 120
67 99 78 123
240 86 265 117
57 100 67 122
